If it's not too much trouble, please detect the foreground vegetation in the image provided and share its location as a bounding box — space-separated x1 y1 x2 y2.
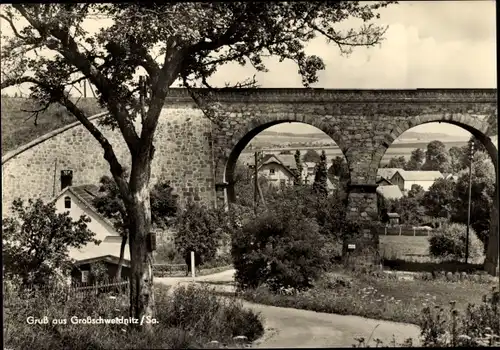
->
231 266 496 326
4 283 264 349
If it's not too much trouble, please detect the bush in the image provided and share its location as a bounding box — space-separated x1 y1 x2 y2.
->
160 284 264 342
232 203 329 292
4 282 264 349
428 222 484 261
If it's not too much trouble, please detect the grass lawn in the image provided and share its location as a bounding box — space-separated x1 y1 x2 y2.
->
1 97 103 156
232 269 497 326
379 235 430 258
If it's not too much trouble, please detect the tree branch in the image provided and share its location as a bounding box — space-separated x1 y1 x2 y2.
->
0 13 27 39
58 93 132 203
12 4 141 154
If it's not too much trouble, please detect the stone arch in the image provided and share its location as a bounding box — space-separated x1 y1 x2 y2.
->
373 113 498 275
372 113 497 175
222 119 348 204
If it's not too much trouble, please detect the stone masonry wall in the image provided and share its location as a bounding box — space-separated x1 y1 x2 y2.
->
2 105 216 217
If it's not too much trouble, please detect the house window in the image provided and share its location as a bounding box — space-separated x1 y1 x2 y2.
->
81 270 89 283
280 179 286 187
64 196 71 209
269 168 275 175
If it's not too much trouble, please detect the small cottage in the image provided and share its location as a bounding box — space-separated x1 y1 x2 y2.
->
53 183 131 283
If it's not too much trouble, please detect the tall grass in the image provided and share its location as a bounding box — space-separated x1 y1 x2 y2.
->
4 282 264 349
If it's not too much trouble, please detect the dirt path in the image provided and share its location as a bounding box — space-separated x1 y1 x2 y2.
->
156 269 421 348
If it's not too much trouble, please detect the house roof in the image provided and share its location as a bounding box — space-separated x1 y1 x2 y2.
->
73 254 131 267
376 185 404 200
388 213 400 218
377 168 402 180
376 175 393 185
69 242 130 264
53 185 118 235
257 154 296 178
395 170 444 181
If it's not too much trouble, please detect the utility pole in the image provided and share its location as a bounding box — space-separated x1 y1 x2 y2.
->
83 79 87 98
254 151 259 214
465 140 475 264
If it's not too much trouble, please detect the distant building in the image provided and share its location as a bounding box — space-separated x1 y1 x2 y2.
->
53 184 130 283
377 168 402 181
387 213 401 225
376 185 404 200
252 154 296 187
390 170 444 192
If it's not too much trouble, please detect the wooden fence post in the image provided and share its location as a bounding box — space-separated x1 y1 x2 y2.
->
191 251 196 282
413 228 416 236
385 226 387 235
399 226 402 236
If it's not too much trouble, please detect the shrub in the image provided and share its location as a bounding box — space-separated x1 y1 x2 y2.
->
160 284 264 342
232 203 329 292
428 222 484 261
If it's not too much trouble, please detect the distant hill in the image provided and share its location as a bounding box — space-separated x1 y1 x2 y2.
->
257 130 470 142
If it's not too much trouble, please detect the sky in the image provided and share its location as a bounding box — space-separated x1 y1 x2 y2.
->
1 1 496 137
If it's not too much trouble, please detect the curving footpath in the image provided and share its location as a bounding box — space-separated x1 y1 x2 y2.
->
155 269 421 348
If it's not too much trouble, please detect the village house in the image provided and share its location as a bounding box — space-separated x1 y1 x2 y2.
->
376 168 401 186
390 170 444 192
247 153 336 193
252 154 296 187
53 182 131 283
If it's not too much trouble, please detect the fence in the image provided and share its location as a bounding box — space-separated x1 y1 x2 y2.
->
7 279 130 301
377 226 439 237
71 279 129 297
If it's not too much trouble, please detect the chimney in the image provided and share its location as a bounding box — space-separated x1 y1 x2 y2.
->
61 170 73 190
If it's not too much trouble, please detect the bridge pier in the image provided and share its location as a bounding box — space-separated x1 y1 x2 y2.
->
343 184 380 262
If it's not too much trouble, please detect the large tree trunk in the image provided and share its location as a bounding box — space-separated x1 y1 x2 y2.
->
114 234 127 282
127 157 155 332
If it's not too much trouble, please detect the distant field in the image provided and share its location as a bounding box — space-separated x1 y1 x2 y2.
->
1 97 103 156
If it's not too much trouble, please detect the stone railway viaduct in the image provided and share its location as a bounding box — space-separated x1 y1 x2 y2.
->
2 88 498 274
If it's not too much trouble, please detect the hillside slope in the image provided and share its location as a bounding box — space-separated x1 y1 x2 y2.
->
1 97 103 156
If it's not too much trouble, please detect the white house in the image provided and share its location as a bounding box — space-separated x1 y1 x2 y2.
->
53 184 130 282
390 170 444 192
255 154 296 187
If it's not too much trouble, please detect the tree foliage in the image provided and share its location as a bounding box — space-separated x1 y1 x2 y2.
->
302 149 321 163
408 184 425 200
404 148 425 170
232 198 328 291
174 202 224 271
387 155 406 169
421 140 450 173
2 198 99 288
422 178 457 219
